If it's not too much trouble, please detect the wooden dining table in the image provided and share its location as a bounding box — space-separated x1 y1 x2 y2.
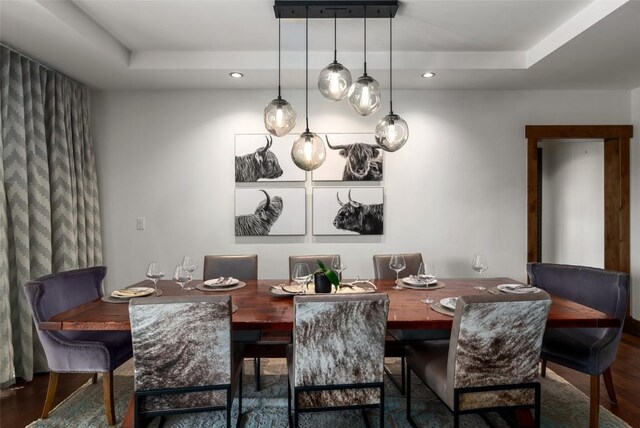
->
41 277 619 332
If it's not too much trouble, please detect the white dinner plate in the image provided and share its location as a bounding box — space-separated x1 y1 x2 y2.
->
440 297 458 310
204 277 239 288
402 276 437 286
497 284 541 294
111 287 155 299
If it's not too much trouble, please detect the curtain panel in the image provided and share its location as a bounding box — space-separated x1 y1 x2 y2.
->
0 45 103 387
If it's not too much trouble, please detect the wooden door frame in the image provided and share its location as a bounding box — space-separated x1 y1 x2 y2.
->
525 125 633 325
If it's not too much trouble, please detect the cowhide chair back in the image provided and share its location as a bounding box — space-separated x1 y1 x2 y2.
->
129 295 239 423
448 293 551 411
291 294 389 410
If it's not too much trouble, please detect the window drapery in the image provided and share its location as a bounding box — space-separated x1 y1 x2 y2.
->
0 44 103 386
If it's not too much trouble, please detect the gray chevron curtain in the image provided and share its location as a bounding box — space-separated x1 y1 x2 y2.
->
0 45 103 387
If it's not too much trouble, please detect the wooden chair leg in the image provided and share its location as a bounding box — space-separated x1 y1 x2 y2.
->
254 358 261 391
91 373 98 384
41 372 59 419
602 368 617 404
103 370 116 426
540 359 547 377
590 374 600 428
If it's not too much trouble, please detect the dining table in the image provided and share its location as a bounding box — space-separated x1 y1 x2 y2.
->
41 276 619 331
39 277 619 428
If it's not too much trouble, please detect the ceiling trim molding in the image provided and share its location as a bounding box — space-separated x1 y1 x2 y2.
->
526 0 629 67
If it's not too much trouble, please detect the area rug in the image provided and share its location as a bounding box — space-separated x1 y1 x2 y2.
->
27 358 629 428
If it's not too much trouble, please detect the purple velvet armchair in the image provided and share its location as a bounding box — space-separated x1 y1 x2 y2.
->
23 266 133 425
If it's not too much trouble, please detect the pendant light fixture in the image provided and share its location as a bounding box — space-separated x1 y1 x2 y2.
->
317 14 352 101
291 7 326 171
264 17 296 137
375 15 408 151
348 7 381 116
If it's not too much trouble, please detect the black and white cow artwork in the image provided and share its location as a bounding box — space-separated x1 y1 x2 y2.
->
235 135 283 182
235 190 284 236
333 189 384 235
325 135 383 181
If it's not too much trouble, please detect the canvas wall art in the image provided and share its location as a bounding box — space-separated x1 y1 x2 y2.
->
235 134 305 182
312 187 384 235
235 188 306 236
311 133 383 182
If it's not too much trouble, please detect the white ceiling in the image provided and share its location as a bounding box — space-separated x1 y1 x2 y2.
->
1 0 640 90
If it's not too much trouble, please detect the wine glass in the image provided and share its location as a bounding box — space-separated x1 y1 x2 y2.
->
417 262 435 304
331 255 347 282
146 262 165 293
389 255 406 290
173 265 191 292
181 256 198 278
471 254 488 291
292 263 311 294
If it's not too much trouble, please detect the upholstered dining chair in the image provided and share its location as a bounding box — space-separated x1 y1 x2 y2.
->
373 252 450 394
129 295 243 428
287 294 389 427
406 292 551 428
288 255 337 281
527 263 630 428
23 267 132 426
203 254 258 281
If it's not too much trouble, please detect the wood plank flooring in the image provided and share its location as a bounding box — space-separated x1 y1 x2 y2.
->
2 333 639 427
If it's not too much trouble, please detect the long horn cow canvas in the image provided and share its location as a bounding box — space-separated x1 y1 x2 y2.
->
312 187 384 235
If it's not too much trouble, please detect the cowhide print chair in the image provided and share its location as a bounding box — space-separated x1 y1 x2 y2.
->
405 292 551 428
373 253 450 395
129 295 243 428
527 263 630 428
288 294 389 427
23 267 132 426
288 255 337 281
203 254 269 390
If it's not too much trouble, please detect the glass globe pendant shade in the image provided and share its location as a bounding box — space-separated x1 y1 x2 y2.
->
348 74 381 116
291 130 326 171
375 113 409 152
264 97 296 137
318 62 352 101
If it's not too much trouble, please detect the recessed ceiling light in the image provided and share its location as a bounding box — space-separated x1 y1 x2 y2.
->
229 72 244 79
421 72 436 79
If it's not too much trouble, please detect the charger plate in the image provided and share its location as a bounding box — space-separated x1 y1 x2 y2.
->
195 281 246 292
101 289 163 304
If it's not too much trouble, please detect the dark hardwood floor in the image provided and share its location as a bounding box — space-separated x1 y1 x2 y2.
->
2 334 639 427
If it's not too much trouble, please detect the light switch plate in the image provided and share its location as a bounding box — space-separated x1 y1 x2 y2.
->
136 218 145 230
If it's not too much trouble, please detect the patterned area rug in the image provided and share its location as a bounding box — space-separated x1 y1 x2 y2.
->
27 358 629 428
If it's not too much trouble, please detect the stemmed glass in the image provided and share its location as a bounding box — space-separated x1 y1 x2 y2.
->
331 255 347 283
417 262 435 304
146 262 165 294
181 256 197 290
173 265 191 292
389 255 406 290
471 254 488 291
292 263 311 294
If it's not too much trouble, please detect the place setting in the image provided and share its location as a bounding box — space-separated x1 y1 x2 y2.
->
196 276 247 292
489 283 542 295
396 261 446 291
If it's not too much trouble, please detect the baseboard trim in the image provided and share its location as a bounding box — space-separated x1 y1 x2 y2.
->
626 317 640 336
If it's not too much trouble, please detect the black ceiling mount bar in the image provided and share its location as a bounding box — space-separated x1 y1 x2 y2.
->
274 1 399 19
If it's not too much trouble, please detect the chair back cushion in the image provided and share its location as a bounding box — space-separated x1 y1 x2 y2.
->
527 263 629 322
447 293 551 411
129 295 232 412
24 267 106 324
203 254 257 281
292 294 389 408
372 253 423 280
288 255 337 281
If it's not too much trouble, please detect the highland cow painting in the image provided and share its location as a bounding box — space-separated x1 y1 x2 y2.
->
235 134 305 182
312 187 384 235
235 188 306 236
311 133 383 182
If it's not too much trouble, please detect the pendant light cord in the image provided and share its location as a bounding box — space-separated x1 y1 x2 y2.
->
333 14 337 63
305 7 309 131
278 17 282 98
389 15 393 114
363 7 367 76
